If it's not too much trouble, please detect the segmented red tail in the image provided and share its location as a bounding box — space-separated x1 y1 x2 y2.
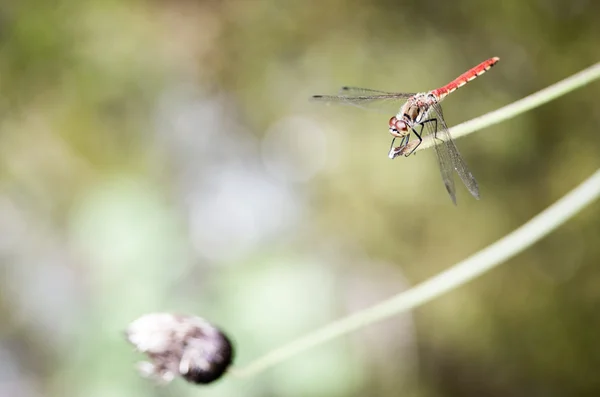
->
432 57 499 99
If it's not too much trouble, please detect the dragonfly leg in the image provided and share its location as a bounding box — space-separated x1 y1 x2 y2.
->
404 118 441 156
425 118 448 147
420 118 440 139
403 125 424 157
388 135 409 159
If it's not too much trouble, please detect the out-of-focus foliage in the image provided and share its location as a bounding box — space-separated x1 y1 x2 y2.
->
0 0 599 396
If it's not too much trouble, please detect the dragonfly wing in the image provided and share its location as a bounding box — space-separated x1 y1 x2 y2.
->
311 87 415 113
422 109 457 204
337 86 413 97
429 103 480 201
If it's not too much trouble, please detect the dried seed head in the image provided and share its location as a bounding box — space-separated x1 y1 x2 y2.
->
125 313 234 385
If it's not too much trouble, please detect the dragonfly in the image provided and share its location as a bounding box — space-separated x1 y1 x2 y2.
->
311 57 499 204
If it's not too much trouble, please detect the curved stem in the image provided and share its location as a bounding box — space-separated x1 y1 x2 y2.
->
416 61 600 151
233 169 600 378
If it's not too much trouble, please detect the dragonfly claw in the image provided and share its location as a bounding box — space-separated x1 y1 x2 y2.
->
388 146 402 159
389 140 420 159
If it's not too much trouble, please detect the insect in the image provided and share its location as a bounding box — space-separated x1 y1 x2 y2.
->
312 57 499 204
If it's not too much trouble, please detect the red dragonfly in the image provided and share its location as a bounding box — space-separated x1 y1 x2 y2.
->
311 57 499 204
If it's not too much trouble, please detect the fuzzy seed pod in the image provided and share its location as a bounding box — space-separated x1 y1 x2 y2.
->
125 313 234 385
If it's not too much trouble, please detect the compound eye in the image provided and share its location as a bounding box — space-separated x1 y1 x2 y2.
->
388 116 402 136
394 119 408 132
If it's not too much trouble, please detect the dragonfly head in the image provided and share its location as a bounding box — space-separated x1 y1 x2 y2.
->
388 116 409 137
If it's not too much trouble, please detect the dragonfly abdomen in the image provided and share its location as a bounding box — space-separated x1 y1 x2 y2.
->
431 57 499 100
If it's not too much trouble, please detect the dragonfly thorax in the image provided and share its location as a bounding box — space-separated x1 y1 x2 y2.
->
404 103 422 122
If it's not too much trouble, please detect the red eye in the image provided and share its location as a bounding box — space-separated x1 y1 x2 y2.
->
389 116 408 133
395 119 407 132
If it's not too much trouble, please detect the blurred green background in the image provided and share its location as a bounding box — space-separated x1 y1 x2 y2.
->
1 0 599 396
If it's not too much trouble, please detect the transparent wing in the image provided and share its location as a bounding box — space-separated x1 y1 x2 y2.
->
424 103 480 204
311 86 415 113
422 109 457 204
337 86 414 97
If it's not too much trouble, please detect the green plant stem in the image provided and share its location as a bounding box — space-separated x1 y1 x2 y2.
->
233 168 600 378
416 61 600 151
